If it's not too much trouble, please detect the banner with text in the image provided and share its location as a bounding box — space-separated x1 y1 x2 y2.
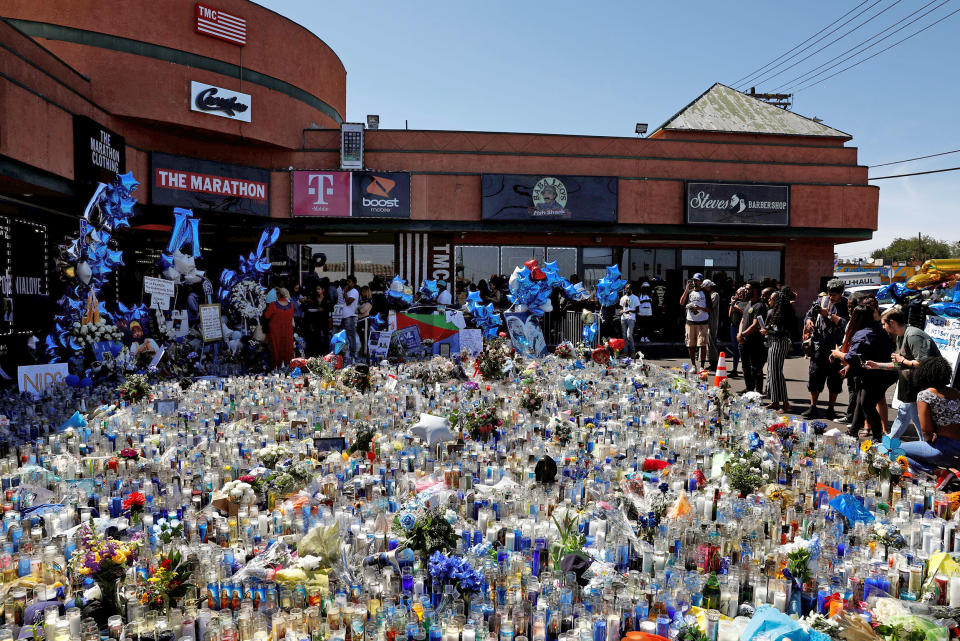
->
925 316 960 385
291 171 410 218
151 152 270 216
685 182 790 226
481 174 617 222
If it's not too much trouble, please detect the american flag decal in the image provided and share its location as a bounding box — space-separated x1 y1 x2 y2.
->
195 3 247 46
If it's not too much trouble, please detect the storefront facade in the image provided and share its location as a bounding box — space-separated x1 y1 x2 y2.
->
0 1 877 352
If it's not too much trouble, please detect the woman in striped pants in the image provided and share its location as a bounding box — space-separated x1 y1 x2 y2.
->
760 288 799 413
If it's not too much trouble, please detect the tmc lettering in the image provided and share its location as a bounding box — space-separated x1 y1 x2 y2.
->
431 244 451 281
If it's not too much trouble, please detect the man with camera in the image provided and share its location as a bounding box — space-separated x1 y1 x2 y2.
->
801 279 848 419
680 273 710 370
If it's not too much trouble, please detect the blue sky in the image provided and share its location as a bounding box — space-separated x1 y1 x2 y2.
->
262 0 960 258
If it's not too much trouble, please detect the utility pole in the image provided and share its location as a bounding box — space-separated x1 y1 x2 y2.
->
747 87 793 109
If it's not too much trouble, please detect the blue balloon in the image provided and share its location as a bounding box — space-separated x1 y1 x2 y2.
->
64 374 81 388
420 279 439 302
291 367 302 378
582 321 598 344
929 302 960 318
605 265 622 281
79 377 93 388
330 330 347 355
466 290 482 306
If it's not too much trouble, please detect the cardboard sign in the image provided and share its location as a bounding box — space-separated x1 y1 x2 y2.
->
18 363 69 398
199 304 223 342
153 398 178 415
445 310 466 330
170 310 189 337
393 325 422 353
314 437 346 452
459 329 483 357
504 311 546 356
151 294 171 311
368 330 393 359
148 347 166 371
925 316 960 385
143 276 175 298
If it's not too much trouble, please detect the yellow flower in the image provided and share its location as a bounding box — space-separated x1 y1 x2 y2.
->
79 567 91 575
897 455 910 469
112 552 127 564
148 577 161 583
860 440 873 453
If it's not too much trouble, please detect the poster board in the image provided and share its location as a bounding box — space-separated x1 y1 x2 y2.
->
199 304 223 342
18 363 68 398
459 329 483 357
393 325 422 354
368 330 393 359
503 311 547 356
925 316 960 385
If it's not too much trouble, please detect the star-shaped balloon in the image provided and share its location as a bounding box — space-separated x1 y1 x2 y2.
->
605 265 621 281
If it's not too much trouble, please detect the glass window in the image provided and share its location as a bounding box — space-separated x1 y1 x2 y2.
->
500 246 545 276
351 244 395 288
629 249 655 281
546 247 577 280
301 244 347 284
740 250 781 282
680 249 737 268
655 249 676 276
455 246 500 292
582 248 613 265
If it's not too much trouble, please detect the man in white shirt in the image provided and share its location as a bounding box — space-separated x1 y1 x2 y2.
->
619 285 640 356
341 275 359 363
437 279 452 306
680 272 709 370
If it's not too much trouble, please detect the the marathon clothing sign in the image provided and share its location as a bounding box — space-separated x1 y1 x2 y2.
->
481 174 617 222
151 152 269 216
73 115 126 186
291 171 410 218
686 182 790 226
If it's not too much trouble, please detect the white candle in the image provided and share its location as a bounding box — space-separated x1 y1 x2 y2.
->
772 591 787 612
950 576 960 607
462 629 476 641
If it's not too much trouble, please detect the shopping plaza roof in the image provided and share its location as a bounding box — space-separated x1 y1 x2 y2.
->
651 83 851 139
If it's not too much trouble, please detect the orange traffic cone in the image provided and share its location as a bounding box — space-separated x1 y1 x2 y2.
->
713 352 727 387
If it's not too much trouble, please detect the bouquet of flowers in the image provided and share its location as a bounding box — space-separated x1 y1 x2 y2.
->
554 341 575 359
138 549 196 612
71 319 123 347
428 552 485 603
550 507 585 571
725 450 771 497
474 338 512 381
118 374 151 404
69 524 139 622
151 517 183 545
349 423 376 456
408 357 458 383
459 402 502 442
338 365 371 394
874 522 907 550
255 443 290 469
861 437 909 486
549 416 573 446
519 386 544 413
124 491 146 526
120 447 140 461
221 480 256 505
392 506 459 561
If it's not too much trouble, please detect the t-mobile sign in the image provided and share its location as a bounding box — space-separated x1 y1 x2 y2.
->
291 171 351 216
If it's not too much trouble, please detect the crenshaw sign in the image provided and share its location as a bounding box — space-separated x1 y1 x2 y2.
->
190 81 251 122
685 182 789 226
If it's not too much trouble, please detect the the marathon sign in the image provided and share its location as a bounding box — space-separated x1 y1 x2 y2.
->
151 152 269 216
686 182 790 226
481 174 617 222
73 115 126 186
291 171 410 218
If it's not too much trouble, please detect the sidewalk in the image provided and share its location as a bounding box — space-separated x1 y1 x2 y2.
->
646 351 901 433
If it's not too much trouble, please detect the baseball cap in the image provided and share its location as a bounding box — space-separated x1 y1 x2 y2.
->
692 273 704 281
701 279 715 288
641 282 650 288
438 279 447 287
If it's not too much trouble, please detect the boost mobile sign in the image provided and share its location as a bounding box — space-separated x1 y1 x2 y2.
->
291 171 410 218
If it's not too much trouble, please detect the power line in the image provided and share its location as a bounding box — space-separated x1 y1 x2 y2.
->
729 0 875 88
774 0 948 92
794 7 960 91
733 0 885 90
744 0 904 89
868 165 960 180
870 148 960 168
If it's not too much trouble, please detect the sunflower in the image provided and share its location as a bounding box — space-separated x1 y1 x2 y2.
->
860 440 873 453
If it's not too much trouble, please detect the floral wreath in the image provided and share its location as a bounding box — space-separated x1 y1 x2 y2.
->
230 280 267 320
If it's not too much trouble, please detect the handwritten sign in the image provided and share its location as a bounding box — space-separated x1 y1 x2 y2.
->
199 304 223 342
925 316 960 385
18 363 69 398
459 329 483 357
143 276 175 298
